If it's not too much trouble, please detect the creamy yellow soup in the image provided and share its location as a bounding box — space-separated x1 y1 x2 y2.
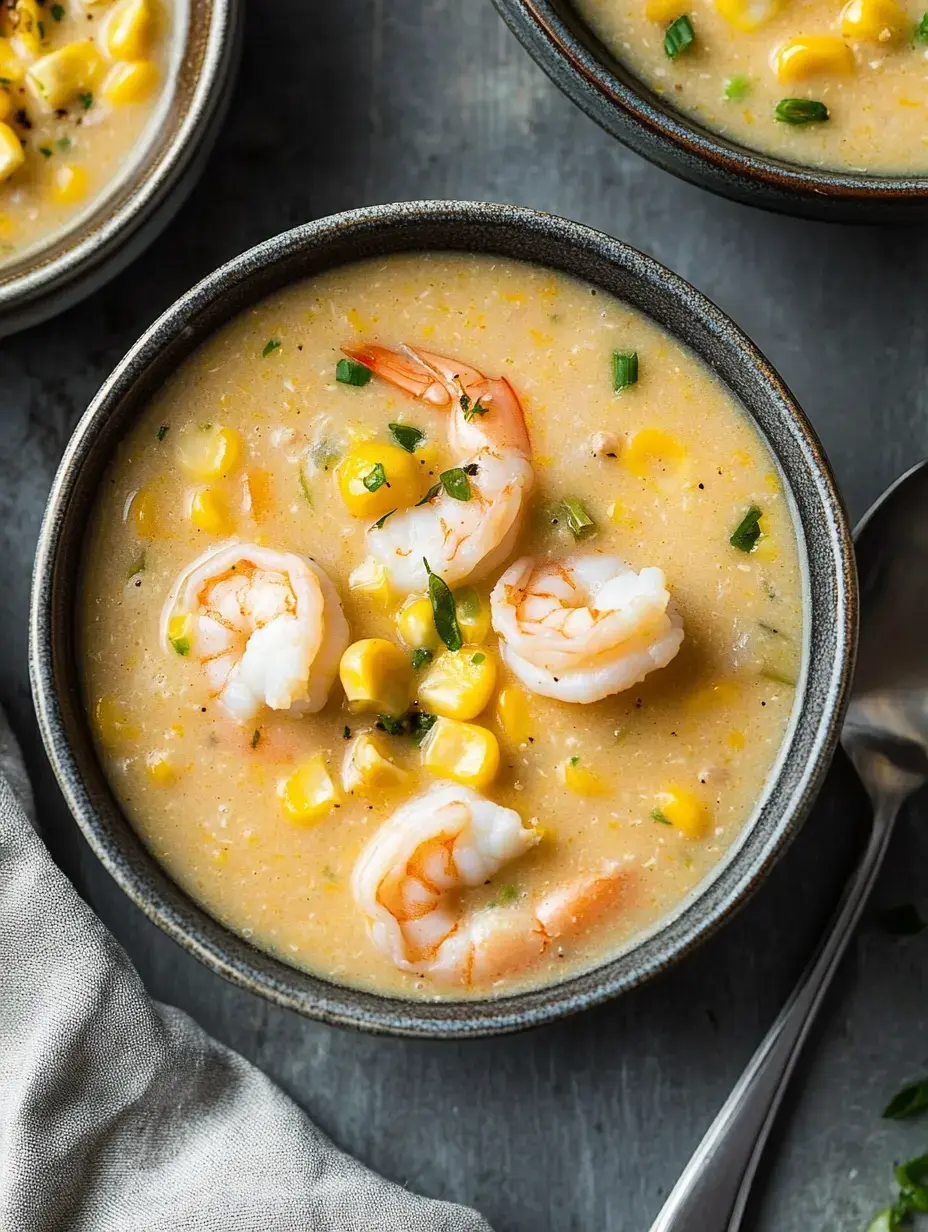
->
576 0 928 173
0 0 170 261
80 253 803 1001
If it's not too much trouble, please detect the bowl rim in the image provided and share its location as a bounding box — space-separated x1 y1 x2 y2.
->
29 200 858 1037
493 0 928 209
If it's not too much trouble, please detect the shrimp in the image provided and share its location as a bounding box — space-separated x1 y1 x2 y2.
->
490 552 684 704
344 343 534 593
161 542 349 723
351 781 629 987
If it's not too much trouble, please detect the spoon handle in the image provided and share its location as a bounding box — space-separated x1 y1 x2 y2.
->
648 796 899 1232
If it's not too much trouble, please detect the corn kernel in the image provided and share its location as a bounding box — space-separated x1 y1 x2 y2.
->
176 424 242 480
167 612 192 656
686 678 740 713
339 638 413 716
713 0 782 29
0 89 12 122
342 732 410 796
243 468 272 521
645 0 684 19
774 36 854 83
625 429 686 478
0 40 25 83
841 0 904 40
28 42 103 109
560 756 608 796
94 695 139 748
420 716 500 791
188 485 233 535
50 163 89 206
278 755 339 824
655 788 710 839
145 751 176 785
349 556 395 610
496 685 533 745
103 58 158 104
6 0 44 57
727 729 746 751
454 586 491 644
396 595 440 650
336 441 420 519
0 121 23 183
104 0 155 59
418 647 497 722
128 485 157 539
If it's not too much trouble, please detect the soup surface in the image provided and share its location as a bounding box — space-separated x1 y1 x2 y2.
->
0 0 170 262
575 0 928 173
80 252 803 1001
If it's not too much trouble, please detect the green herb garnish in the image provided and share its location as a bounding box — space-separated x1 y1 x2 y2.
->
78 90 93 110
896 1153 928 1212
170 635 191 657
336 357 372 386
416 482 442 506
664 15 695 58
724 74 751 100
411 647 433 670
879 904 926 936
471 652 486 665
562 497 596 539
343 725 351 739
775 98 829 125
492 884 520 906
56 136 71 151
884 1081 928 1120
440 467 471 501
310 439 341 471
262 338 281 357
730 506 763 552
157 424 169 441
38 145 52 158
612 350 639 391
363 462 388 492
298 466 312 506
424 557 463 652
409 711 438 744
251 729 261 749
127 552 145 579
389 422 425 452
461 394 488 422
568 755 580 767
372 509 395 530
915 12 928 40
37 19 45 39
377 713 407 736
651 807 671 824
51 3 64 19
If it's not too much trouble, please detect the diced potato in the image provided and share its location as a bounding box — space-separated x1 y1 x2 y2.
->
559 756 608 796
349 556 394 610
624 429 686 478
342 732 409 795
128 485 157 538
188 485 233 535
28 41 103 109
453 586 491 644
51 163 89 206
655 788 710 838
0 121 24 183
396 595 440 650
336 441 420 519
339 638 412 716
495 685 533 745
145 751 176 785
0 39 26 83
278 756 339 824
176 424 242 480
104 0 156 59
420 716 500 790
418 647 497 722
713 0 782 30
103 59 158 105
774 36 854 82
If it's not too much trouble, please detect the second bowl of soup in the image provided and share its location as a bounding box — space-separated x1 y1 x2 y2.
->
31 202 856 1035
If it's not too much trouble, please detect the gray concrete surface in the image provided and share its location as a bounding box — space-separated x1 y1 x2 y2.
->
2 2 927 1229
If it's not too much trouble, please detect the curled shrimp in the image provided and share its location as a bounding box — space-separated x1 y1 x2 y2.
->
490 552 684 704
344 343 534 593
351 781 629 987
161 542 349 723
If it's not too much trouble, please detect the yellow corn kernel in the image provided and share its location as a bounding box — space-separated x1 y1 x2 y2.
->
0 89 12 122
418 647 497 722
0 40 25 83
128 485 157 539
50 163 89 206
841 0 904 40
188 485 233 535
348 556 395 610
646 0 686 18
625 429 686 478
686 678 740 713
727 729 746 751
496 685 533 745
145 751 176 785
167 612 192 656
713 0 782 29
176 424 242 480
94 695 140 747
396 595 440 650
339 638 412 716
454 586 491 644
104 0 156 59
103 58 158 104
278 755 339 825
559 756 608 796
342 732 409 795
6 0 44 57
28 42 103 109
0 121 24 183
243 468 272 521
420 716 500 791
336 441 420 519
774 36 854 83
655 788 710 839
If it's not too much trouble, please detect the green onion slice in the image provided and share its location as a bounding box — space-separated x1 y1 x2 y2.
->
915 12 928 40
336 357 372 386
775 98 829 125
170 634 191 657
262 338 281 357
730 506 762 552
440 467 471 501
664 15 695 58
562 497 596 539
613 350 639 391
424 558 463 652
389 422 425 452
363 462 387 493
724 74 750 100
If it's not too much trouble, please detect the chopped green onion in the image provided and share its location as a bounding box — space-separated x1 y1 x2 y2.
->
471 652 486 665
78 91 93 110
157 424 169 441
568 755 580 767
416 482 442 506
36 19 45 38
651 807 671 824
730 506 763 552
440 467 471 501
343 726 352 739
38 145 52 158
389 422 425 452
775 98 829 125
336 357 371 386
409 711 438 744
724 74 750 100
612 350 639 391
884 1080 928 1120
411 647 433 670
371 509 395 530
251 729 261 749
377 713 407 736
915 12 928 40
170 635 191 657
363 462 387 492
424 558 463 652
878 904 926 936
56 136 71 151
51 3 64 18
262 338 281 357
664 15 695 58
562 497 596 539
127 552 146 579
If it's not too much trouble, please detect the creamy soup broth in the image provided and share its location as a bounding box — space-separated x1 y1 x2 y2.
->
575 0 928 173
80 252 803 1000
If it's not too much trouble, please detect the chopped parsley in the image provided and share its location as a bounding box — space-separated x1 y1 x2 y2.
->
411 647 433 670
51 4 65 20
439 466 471 501
388 422 425 452
363 462 388 492
460 393 489 422
78 91 93 110
336 357 372 386
157 424 169 441
651 807 671 825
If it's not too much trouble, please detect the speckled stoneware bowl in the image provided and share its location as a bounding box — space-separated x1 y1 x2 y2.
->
0 0 242 338
30 201 857 1037
493 0 928 222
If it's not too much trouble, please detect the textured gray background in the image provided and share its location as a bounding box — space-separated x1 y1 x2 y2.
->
3 2 928 1229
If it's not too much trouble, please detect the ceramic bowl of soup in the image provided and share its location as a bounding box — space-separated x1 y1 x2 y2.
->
493 0 928 220
0 0 241 336
30 201 856 1036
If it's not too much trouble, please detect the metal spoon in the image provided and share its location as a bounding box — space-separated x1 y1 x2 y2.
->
650 459 928 1232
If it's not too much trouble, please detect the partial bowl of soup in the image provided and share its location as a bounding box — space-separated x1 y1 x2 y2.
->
493 0 928 220
30 201 856 1036
0 0 241 336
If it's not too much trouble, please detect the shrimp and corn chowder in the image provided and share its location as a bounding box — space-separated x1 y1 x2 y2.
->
0 0 169 261
575 0 928 173
80 253 804 1001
